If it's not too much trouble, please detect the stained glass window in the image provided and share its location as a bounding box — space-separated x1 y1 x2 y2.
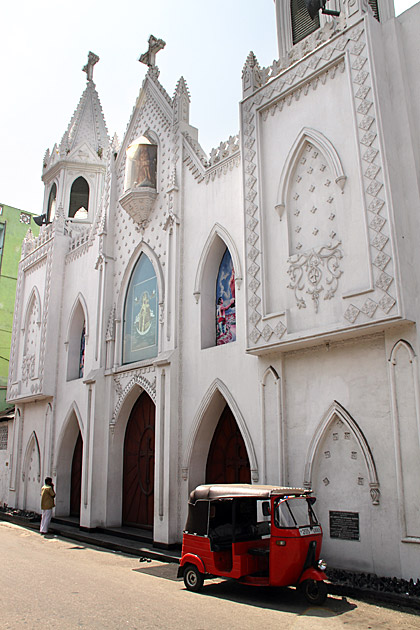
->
79 324 85 378
123 254 158 364
216 249 236 346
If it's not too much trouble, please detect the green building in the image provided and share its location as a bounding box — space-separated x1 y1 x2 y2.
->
0 203 39 411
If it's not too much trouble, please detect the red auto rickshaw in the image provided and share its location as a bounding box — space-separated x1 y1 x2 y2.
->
178 484 328 604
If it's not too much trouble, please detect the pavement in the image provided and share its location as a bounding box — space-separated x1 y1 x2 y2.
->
0 512 181 564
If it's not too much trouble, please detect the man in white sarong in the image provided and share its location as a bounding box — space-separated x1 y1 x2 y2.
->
40 477 56 534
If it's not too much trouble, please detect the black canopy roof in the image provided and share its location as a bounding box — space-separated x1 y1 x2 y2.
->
189 484 311 504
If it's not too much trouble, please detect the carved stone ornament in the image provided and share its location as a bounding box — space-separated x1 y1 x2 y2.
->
22 354 35 385
287 241 343 312
119 187 157 225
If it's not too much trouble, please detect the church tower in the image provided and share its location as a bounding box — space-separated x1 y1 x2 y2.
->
41 52 110 224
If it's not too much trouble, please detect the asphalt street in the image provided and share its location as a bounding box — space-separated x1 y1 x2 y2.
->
1 521 420 630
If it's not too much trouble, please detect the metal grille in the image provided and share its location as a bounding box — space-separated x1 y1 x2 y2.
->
291 0 320 45
368 0 380 20
0 425 8 450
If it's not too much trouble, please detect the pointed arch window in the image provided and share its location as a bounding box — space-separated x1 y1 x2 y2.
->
69 176 89 219
123 254 158 364
79 324 86 378
67 300 86 381
47 183 57 222
216 248 236 346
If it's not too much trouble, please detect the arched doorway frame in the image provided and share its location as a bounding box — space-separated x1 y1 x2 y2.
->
183 378 259 493
54 402 84 517
107 379 157 527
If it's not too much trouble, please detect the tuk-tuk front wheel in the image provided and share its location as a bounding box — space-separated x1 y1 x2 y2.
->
299 579 328 605
183 564 204 592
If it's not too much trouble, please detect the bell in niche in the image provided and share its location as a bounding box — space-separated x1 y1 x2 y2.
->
125 136 157 191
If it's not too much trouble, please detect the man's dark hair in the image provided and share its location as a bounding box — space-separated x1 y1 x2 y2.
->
45 477 52 485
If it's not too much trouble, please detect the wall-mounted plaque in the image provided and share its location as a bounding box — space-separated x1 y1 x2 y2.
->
329 510 360 541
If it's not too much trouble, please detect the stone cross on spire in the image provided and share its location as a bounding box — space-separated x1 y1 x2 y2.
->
82 51 100 82
139 35 166 67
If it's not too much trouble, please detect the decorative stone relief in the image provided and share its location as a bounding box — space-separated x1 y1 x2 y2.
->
287 242 343 313
242 19 396 349
112 367 157 422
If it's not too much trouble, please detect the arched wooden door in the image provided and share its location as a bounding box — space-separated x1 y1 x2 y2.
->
123 392 155 528
206 404 251 484
70 432 83 517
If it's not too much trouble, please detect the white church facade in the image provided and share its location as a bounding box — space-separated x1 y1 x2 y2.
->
6 0 420 580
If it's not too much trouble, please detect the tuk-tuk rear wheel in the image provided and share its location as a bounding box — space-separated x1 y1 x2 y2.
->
299 579 328 605
183 564 204 592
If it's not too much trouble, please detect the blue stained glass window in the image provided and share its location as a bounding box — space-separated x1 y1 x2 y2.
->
123 254 158 364
216 248 236 346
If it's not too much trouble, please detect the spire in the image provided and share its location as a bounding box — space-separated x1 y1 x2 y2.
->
58 52 110 158
174 76 190 101
242 51 264 98
173 76 191 126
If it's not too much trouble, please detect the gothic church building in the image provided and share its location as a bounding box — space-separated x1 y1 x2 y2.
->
7 0 420 579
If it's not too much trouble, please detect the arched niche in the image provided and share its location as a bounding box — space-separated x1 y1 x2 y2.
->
21 287 42 383
183 378 258 491
304 400 380 504
306 401 379 572
69 176 90 219
22 431 41 512
261 366 283 484
65 294 88 381
194 224 242 349
265 128 346 318
276 127 346 220
389 340 420 541
54 403 84 517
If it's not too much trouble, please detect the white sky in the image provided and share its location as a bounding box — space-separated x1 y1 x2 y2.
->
0 0 417 214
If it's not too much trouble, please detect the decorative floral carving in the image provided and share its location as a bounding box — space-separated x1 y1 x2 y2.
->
287 242 343 313
22 354 35 385
344 304 360 324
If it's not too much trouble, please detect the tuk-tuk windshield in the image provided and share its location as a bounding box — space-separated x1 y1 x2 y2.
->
274 496 319 529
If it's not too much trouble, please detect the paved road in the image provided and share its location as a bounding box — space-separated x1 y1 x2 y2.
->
1 522 419 630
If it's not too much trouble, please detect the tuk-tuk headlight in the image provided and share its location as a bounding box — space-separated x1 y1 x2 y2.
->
318 558 327 571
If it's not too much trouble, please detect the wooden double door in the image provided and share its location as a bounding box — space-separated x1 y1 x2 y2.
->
206 404 251 484
123 392 155 528
70 432 83 517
